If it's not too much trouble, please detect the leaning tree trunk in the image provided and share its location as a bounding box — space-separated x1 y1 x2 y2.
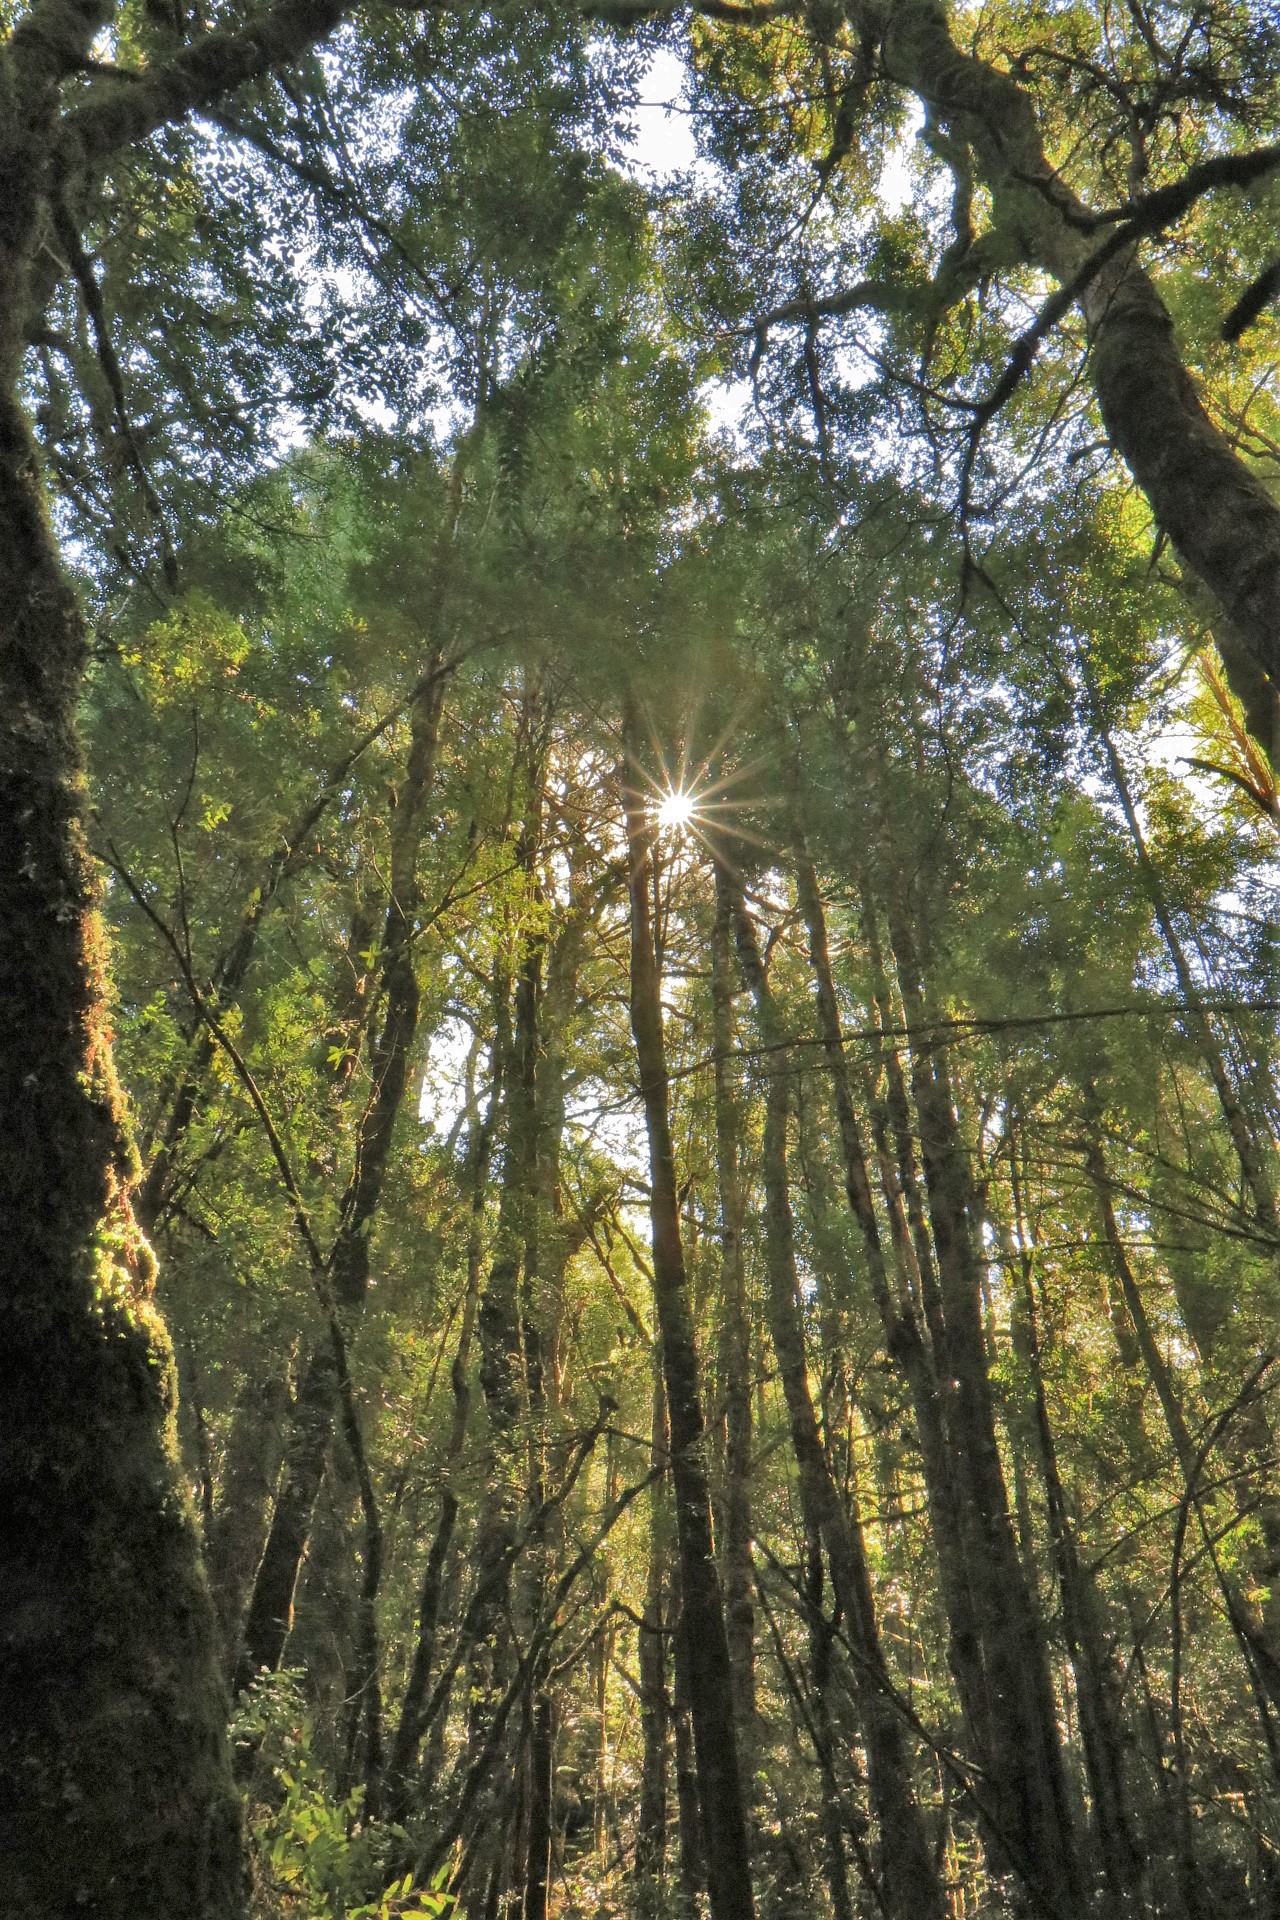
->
851 0 1280 756
621 693 756 1920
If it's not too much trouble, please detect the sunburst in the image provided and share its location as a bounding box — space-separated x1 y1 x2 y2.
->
655 787 698 833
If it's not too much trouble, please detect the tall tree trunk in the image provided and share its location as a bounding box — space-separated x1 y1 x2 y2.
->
1 355 243 1913
999 1152 1144 1914
523 1694 556 1920
386 1023 501 1824
235 659 447 1688
803 1539 857 1920
876 861 1083 1912
635 1357 671 1900
728 866 945 1920
784 829 994 1786
783 766 1082 1911
205 1368 290 1674
622 693 755 1920
671 1573 708 1920
710 859 756 1726
466 906 538 1892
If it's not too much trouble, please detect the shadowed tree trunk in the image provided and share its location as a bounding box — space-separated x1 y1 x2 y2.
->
727 862 945 1920
622 692 756 1920
1 356 243 1917
523 1691 556 1920
636 1356 672 1901
710 859 756 1727
235 656 448 1690
996 1151 1144 1915
780 746 1083 1912
205 1369 290 1675
870 852 1084 1913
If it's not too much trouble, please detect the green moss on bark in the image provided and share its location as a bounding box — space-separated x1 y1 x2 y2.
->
0 389 245 1918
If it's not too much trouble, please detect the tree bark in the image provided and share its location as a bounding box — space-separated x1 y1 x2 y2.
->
522 1695 556 1920
205 1368 290 1674
1 355 243 1915
710 859 756 1726
783 832 995 1778
782 765 1082 1911
878 873 1083 1913
386 1031 500 1823
728 867 944 1920
622 693 756 1920
635 1356 671 1899
999 1155 1143 1914
853 0 1280 754
235 660 447 1687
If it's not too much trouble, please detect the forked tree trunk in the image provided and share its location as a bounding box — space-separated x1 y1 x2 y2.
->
857 0 1280 757
622 694 755 1920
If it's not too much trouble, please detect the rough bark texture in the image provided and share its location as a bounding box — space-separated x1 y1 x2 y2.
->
0 379 243 1914
0 4 270 1891
623 695 756 1920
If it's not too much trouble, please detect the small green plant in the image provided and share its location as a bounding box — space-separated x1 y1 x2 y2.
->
233 1672 451 1920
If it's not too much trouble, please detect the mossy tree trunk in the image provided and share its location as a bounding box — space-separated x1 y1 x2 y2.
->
0 295 244 1920
0 0 445 1901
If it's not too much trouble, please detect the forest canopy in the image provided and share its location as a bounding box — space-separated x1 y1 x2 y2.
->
5 1 1280 1917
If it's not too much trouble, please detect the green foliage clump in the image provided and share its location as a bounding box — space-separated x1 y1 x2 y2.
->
235 1674 452 1920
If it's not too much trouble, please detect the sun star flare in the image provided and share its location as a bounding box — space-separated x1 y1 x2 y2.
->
656 787 697 832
